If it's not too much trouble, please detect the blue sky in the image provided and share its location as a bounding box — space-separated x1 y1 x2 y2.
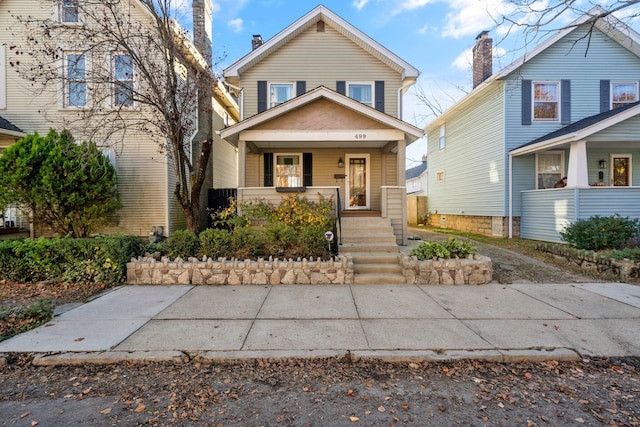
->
176 0 640 167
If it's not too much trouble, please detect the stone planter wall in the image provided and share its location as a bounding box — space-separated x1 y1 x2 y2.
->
401 254 493 285
126 255 354 285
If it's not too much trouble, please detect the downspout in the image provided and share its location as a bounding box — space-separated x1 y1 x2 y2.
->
225 82 244 121
397 81 416 120
508 153 513 238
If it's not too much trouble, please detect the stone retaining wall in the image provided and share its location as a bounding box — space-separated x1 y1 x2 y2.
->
126 256 354 285
401 254 493 285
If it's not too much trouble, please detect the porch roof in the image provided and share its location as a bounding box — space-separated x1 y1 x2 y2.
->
218 86 425 148
0 115 25 138
510 102 640 156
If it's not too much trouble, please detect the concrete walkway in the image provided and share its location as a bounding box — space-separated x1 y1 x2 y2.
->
2 281 640 365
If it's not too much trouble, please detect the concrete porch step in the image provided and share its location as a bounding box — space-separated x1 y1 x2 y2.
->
348 253 401 264
353 273 406 284
340 234 398 244
340 242 400 253
354 263 403 275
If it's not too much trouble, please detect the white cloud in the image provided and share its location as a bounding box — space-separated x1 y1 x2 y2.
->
451 48 472 71
401 0 434 11
353 0 369 11
417 23 430 34
227 18 243 33
441 0 516 39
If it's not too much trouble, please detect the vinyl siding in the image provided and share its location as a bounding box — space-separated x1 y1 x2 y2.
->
212 103 238 189
427 83 505 216
239 24 401 118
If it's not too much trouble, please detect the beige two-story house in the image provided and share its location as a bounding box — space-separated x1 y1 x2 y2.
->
0 0 239 237
221 5 423 245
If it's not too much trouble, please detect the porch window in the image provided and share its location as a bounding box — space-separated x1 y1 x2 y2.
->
612 155 632 186
533 82 559 121
275 154 302 188
611 82 638 109
113 53 134 107
347 82 373 108
269 83 293 107
536 151 564 189
64 52 87 107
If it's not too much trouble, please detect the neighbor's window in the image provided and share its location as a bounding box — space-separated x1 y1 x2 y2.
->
611 82 638 109
348 82 373 107
436 170 445 183
64 52 86 107
61 0 79 23
113 53 134 107
269 83 293 108
536 151 564 189
275 154 302 188
439 124 445 150
533 82 559 121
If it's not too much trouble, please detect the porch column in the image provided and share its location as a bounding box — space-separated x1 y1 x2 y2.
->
238 139 246 187
396 139 406 186
567 140 588 187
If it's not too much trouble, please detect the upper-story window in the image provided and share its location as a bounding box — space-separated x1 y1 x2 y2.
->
269 83 293 108
348 82 373 108
61 0 79 23
611 82 638 109
438 124 445 150
64 52 87 107
533 82 559 121
113 53 134 107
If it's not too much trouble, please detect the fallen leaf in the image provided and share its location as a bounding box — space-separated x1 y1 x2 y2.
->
378 406 386 413
349 416 359 422
347 389 355 397
100 408 112 415
134 404 146 413
575 418 585 423
20 413 29 419
74 337 85 342
579 399 589 405
31 422 38 427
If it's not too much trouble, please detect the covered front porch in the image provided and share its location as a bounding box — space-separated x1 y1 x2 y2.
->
510 103 640 242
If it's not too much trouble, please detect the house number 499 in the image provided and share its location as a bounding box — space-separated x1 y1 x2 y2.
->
355 133 367 139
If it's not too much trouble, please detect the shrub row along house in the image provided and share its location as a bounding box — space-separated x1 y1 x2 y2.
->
426 8 640 243
1 3 423 245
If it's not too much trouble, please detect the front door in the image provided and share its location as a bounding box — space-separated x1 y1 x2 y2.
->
611 155 632 186
345 154 370 209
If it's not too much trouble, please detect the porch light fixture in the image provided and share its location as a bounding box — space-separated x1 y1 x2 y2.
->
338 157 344 168
599 160 607 169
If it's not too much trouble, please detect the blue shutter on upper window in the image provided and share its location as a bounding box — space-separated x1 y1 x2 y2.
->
600 80 610 113
374 81 384 112
257 81 267 113
521 80 532 125
296 81 306 97
336 81 346 95
561 80 571 125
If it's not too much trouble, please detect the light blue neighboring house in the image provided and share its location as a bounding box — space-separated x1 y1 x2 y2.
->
425 8 640 243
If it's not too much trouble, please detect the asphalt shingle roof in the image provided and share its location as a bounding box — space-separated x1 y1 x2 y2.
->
405 162 427 180
0 115 24 133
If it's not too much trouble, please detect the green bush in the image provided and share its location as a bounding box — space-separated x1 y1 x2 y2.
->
560 214 640 251
409 238 477 260
199 228 232 259
166 230 200 259
0 235 144 285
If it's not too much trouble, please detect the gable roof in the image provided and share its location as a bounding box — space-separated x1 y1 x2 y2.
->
219 85 424 145
427 7 640 131
510 102 640 156
223 5 419 81
405 161 427 180
0 115 25 138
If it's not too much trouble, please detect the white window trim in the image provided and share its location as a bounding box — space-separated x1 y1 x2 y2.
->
61 50 90 109
535 150 565 189
98 146 117 169
438 123 445 150
532 81 560 122
112 52 136 109
610 81 639 109
610 154 633 186
0 45 6 110
57 0 82 25
274 152 303 188
268 82 294 108
347 81 374 108
435 170 445 183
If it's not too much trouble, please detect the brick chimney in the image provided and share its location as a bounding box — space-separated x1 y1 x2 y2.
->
192 0 212 66
252 34 263 50
472 31 492 89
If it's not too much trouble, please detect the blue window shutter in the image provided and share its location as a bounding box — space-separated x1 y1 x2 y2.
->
521 80 532 125
263 152 273 187
600 80 610 113
561 80 571 125
303 153 312 187
296 81 306 97
257 80 267 113
375 81 385 112
336 81 346 95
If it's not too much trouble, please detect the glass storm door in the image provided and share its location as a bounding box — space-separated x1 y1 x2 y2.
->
346 154 370 209
612 156 632 186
